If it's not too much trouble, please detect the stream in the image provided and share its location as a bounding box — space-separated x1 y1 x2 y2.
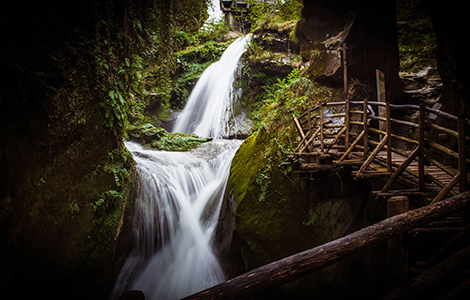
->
111 35 251 300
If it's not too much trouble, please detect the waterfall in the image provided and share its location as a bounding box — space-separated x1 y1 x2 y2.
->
112 35 250 300
172 35 251 139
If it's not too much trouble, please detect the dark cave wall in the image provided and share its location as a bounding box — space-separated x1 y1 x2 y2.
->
420 0 470 117
296 0 402 104
0 1 148 299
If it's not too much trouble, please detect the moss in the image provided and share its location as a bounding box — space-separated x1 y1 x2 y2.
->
127 123 212 151
396 0 437 74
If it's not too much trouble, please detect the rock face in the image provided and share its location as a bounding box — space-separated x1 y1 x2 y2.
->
420 1 470 117
296 0 402 103
215 129 387 299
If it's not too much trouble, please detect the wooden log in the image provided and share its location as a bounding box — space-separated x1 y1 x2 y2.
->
320 103 324 152
380 246 470 300
335 130 365 164
426 120 459 138
299 127 321 154
419 104 425 192
324 126 346 154
363 98 369 159
369 128 418 145
386 102 392 172
387 196 409 289
181 191 470 300
425 139 461 160
458 114 468 193
430 172 461 204
293 114 305 139
299 163 334 172
357 135 389 175
423 155 457 177
381 147 420 193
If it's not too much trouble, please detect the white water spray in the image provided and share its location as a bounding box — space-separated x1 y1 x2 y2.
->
112 35 250 300
173 35 251 138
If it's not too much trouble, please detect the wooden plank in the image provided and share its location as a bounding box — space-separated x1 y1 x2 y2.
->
181 191 470 300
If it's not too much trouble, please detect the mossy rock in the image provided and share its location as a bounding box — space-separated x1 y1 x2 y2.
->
127 123 212 151
220 127 384 298
151 132 212 151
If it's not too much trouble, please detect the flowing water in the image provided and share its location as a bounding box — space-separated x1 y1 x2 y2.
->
173 35 251 139
111 35 250 300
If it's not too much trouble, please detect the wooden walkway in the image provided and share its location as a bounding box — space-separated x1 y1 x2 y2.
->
291 99 470 205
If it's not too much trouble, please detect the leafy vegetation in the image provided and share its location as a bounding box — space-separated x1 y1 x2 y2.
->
396 0 437 74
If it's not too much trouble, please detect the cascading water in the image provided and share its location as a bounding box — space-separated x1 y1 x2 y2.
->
172 35 251 138
111 35 250 300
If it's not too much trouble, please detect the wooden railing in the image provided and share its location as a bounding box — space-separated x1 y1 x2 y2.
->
292 100 469 203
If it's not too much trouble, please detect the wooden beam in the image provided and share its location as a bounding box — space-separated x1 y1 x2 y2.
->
387 196 409 289
181 191 470 300
381 147 420 193
380 245 470 300
430 172 461 204
458 114 468 193
418 104 425 192
335 130 365 164
357 135 389 176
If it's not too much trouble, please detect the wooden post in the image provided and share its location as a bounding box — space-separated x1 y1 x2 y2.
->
418 104 426 192
386 102 392 172
458 114 468 193
363 99 369 160
387 196 409 290
343 43 350 150
320 103 324 152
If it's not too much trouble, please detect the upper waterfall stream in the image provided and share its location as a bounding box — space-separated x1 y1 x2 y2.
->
111 35 250 300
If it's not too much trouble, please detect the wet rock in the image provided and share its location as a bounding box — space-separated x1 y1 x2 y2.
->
118 290 145 300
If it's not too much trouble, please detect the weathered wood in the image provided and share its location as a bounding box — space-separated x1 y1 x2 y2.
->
426 120 459 138
320 103 324 152
387 196 409 289
369 128 418 145
363 98 369 159
381 147 420 193
418 104 425 192
357 135 388 176
299 127 321 154
181 191 470 300
458 114 468 193
430 172 461 204
424 155 457 177
390 118 419 128
380 245 470 300
425 139 460 160
293 114 305 140
324 126 346 154
336 130 365 163
386 102 392 172
299 163 334 172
